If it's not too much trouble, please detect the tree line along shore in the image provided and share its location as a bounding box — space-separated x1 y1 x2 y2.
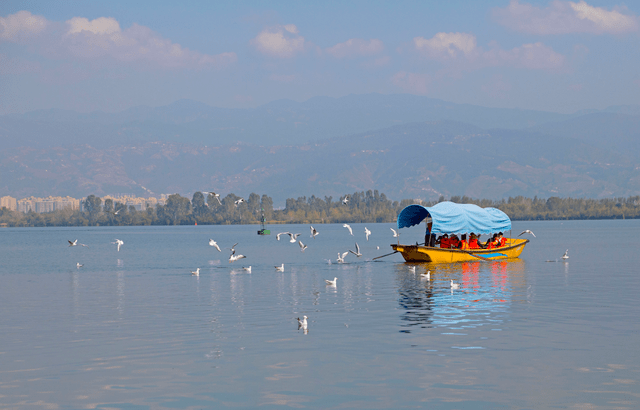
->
1 191 639 227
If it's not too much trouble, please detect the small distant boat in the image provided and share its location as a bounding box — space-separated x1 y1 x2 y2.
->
391 201 528 263
257 208 270 235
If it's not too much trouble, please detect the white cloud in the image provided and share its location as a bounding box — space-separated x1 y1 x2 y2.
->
251 24 305 58
414 32 476 60
0 10 47 42
493 0 639 35
326 38 384 58
67 16 121 35
61 18 236 69
391 71 430 94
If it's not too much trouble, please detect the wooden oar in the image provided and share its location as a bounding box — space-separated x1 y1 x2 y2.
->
372 251 399 260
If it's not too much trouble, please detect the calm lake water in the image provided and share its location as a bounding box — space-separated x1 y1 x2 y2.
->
1 220 639 409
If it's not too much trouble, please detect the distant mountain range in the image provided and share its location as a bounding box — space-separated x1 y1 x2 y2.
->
1 94 639 203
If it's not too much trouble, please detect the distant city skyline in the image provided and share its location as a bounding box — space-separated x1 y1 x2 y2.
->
1 0 639 119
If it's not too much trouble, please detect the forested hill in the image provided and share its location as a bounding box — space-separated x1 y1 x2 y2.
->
1 192 639 227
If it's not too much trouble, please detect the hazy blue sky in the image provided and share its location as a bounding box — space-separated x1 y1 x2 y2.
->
1 0 638 115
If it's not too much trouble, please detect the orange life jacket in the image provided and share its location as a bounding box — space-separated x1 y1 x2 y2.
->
440 238 450 249
499 237 507 247
469 238 480 249
459 241 469 250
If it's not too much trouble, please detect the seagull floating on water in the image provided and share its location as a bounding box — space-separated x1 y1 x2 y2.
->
275 264 285 272
349 242 362 258
337 251 348 263
208 239 221 252
297 315 308 328
112 239 124 252
325 277 337 286
310 226 319 238
76 262 83 268
562 249 569 260
243 266 252 273
450 279 460 290
343 224 353 236
518 230 536 238
298 240 308 252
68 239 88 247
191 268 200 276
364 227 371 241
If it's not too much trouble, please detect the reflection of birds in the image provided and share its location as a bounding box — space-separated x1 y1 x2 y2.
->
76 262 83 268
325 277 337 286
421 271 431 280
275 264 284 272
234 198 245 207
229 254 245 263
208 239 221 252
518 230 536 238
191 268 200 276
364 227 371 241
310 226 319 238
450 279 460 290
342 195 350 205
243 266 252 273
68 239 88 247
349 242 362 257
343 224 353 236
408 266 416 273
298 240 307 252
562 249 569 260
337 252 348 263
112 239 124 252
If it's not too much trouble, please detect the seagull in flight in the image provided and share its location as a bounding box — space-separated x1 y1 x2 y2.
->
76 262 83 268
310 226 319 238
518 230 536 238
191 268 200 276
229 254 246 263
390 228 400 238
450 279 460 290
343 224 353 236
208 239 221 252
276 232 289 241
325 277 337 286
342 195 350 205
364 227 371 241
68 239 88 247
229 243 239 255
562 249 569 260
243 266 252 273
337 251 348 264
275 264 285 272
349 242 362 258
298 240 307 252
234 198 245 207
287 233 302 243
204 192 222 205
112 239 124 252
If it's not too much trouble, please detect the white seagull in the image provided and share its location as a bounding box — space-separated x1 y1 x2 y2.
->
337 251 348 263
298 240 308 252
287 233 301 243
229 243 239 255
325 277 337 286
204 192 222 205
76 262 83 268
562 249 569 260
68 239 88 247
234 198 245 207
450 279 460 290
310 226 319 238
390 228 400 239
191 268 200 276
275 264 285 272
243 266 252 273
518 230 536 238
342 195 350 205
349 242 362 258
364 227 371 241
208 239 221 252
112 239 124 252
229 254 246 263
297 315 308 329
343 224 353 236
276 232 289 241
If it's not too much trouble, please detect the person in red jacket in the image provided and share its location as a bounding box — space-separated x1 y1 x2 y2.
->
468 233 481 249
439 234 450 249
458 234 469 250
449 234 460 249
497 232 507 247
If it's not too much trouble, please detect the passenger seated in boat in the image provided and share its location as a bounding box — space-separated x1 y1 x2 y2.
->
497 232 507 247
449 234 459 249
485 234 499 249
468 233 481 249
439 234 450 249
458 234 469 250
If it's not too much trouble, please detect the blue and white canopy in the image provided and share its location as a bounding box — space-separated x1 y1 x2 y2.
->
397 201 511 235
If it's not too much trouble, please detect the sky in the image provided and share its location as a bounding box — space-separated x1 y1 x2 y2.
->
1 0 639 115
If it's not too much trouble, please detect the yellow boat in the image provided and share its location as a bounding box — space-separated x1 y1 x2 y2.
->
391 201 528 263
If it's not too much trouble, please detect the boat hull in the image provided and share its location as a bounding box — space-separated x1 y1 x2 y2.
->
391 238 528 263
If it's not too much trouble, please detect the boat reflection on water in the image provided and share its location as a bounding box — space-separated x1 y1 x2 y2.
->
396 259 526 332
